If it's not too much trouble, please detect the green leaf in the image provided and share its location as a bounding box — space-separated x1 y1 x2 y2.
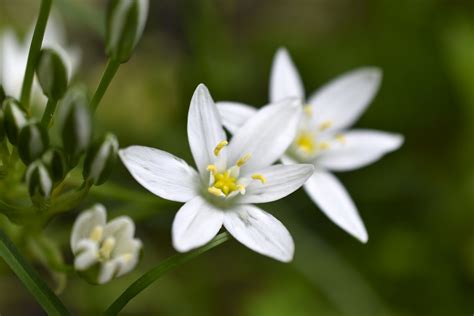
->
104 232 230 315
0 229 69 315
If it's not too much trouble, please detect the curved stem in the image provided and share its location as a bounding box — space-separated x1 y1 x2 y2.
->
20 0 52 109
41 98 58 127
90 58 120 112
104 232 230 315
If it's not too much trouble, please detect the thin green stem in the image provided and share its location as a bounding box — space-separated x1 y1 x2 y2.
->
41 98 58 127
20 0 52 109
104 232 230 315
0 229 69 315
90 58 120 111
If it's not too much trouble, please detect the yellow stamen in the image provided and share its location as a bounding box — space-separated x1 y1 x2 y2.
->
213 140 228 156
236 184 246 194
319 142 330 150
99 237 116 260
296 132 316 153
251 174 266 184
208 187 225 197
122 253 133 263
89 226 103 242
319 120 332 131
237 153 252 167
303 105 313 117
207 164 218 174
335 134 346 144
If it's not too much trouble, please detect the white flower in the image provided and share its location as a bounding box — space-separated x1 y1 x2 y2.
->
0 14 80 100
217 48 404 243
71 204 142 284
119 84 314 262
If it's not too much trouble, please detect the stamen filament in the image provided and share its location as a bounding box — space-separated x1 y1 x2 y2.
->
207 164 218 174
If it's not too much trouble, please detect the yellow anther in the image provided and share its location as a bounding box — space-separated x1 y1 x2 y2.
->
122 253 133 263
237 153 252 167
335 134 346 144
208 187 225 197
319 120 333 131
207 164 218 174
99 237 116 260
213 140 228 156
251 174 267 184
319 142 330 150
303 105 313 117
89 226 103 242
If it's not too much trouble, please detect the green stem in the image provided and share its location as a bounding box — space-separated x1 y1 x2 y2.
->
41 98 58 127
90 58 120 111
20 0 52 109
104 232 230 315
0 229 69 315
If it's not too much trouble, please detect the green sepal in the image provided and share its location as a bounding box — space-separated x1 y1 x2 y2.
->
83 133 119 185
18 121 50 165
3 98 28 145
105 0 149 63
36 48 68 101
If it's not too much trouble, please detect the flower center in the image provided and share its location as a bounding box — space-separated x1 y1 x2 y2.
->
206 141 266 198
89 226 116 261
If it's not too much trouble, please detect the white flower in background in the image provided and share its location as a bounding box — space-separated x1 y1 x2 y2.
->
120 84 314 262
71 204 142 284
0 14 80 101
217 48 404 243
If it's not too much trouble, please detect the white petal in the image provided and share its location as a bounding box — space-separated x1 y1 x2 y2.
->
172 196 224 252
74 240 99 271
239 164 314 204
224 205 294 262
216 102 257 134
304 169 368 242
71 204 106 251
98 260 118 284
227 98 302 173
0 29 28 98
270 47 304 103
308 68 382 131
119 146 200 202
104 216 135 242
317 129 404 171
187 84 227 178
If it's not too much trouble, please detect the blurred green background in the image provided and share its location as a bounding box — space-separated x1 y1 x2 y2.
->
2 0 474 315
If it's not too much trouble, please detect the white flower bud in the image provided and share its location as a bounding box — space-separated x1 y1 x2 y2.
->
71 204 142 284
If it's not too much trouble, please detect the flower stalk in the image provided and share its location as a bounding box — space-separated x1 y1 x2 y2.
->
20 0 52 109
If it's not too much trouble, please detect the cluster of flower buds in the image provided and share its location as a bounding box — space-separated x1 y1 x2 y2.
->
0 0 149 287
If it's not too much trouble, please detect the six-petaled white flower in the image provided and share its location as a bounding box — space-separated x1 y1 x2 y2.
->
71 204 142 284
119 84 314 262
0 14 80 101
217 48 404 242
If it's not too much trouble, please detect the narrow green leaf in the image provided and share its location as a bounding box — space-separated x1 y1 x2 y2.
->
0 229 69 315
104 232 230 315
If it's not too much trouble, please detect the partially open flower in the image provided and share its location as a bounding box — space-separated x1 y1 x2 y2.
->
71 204 142 285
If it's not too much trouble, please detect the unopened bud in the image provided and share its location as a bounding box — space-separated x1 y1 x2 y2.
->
105 0 149 63
36 49 68 101
57 87 92 163
3 98 28 145
83 133 119 185
26 160 53 200
42 148 67 184
18 121 49 165
0 109 5 142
